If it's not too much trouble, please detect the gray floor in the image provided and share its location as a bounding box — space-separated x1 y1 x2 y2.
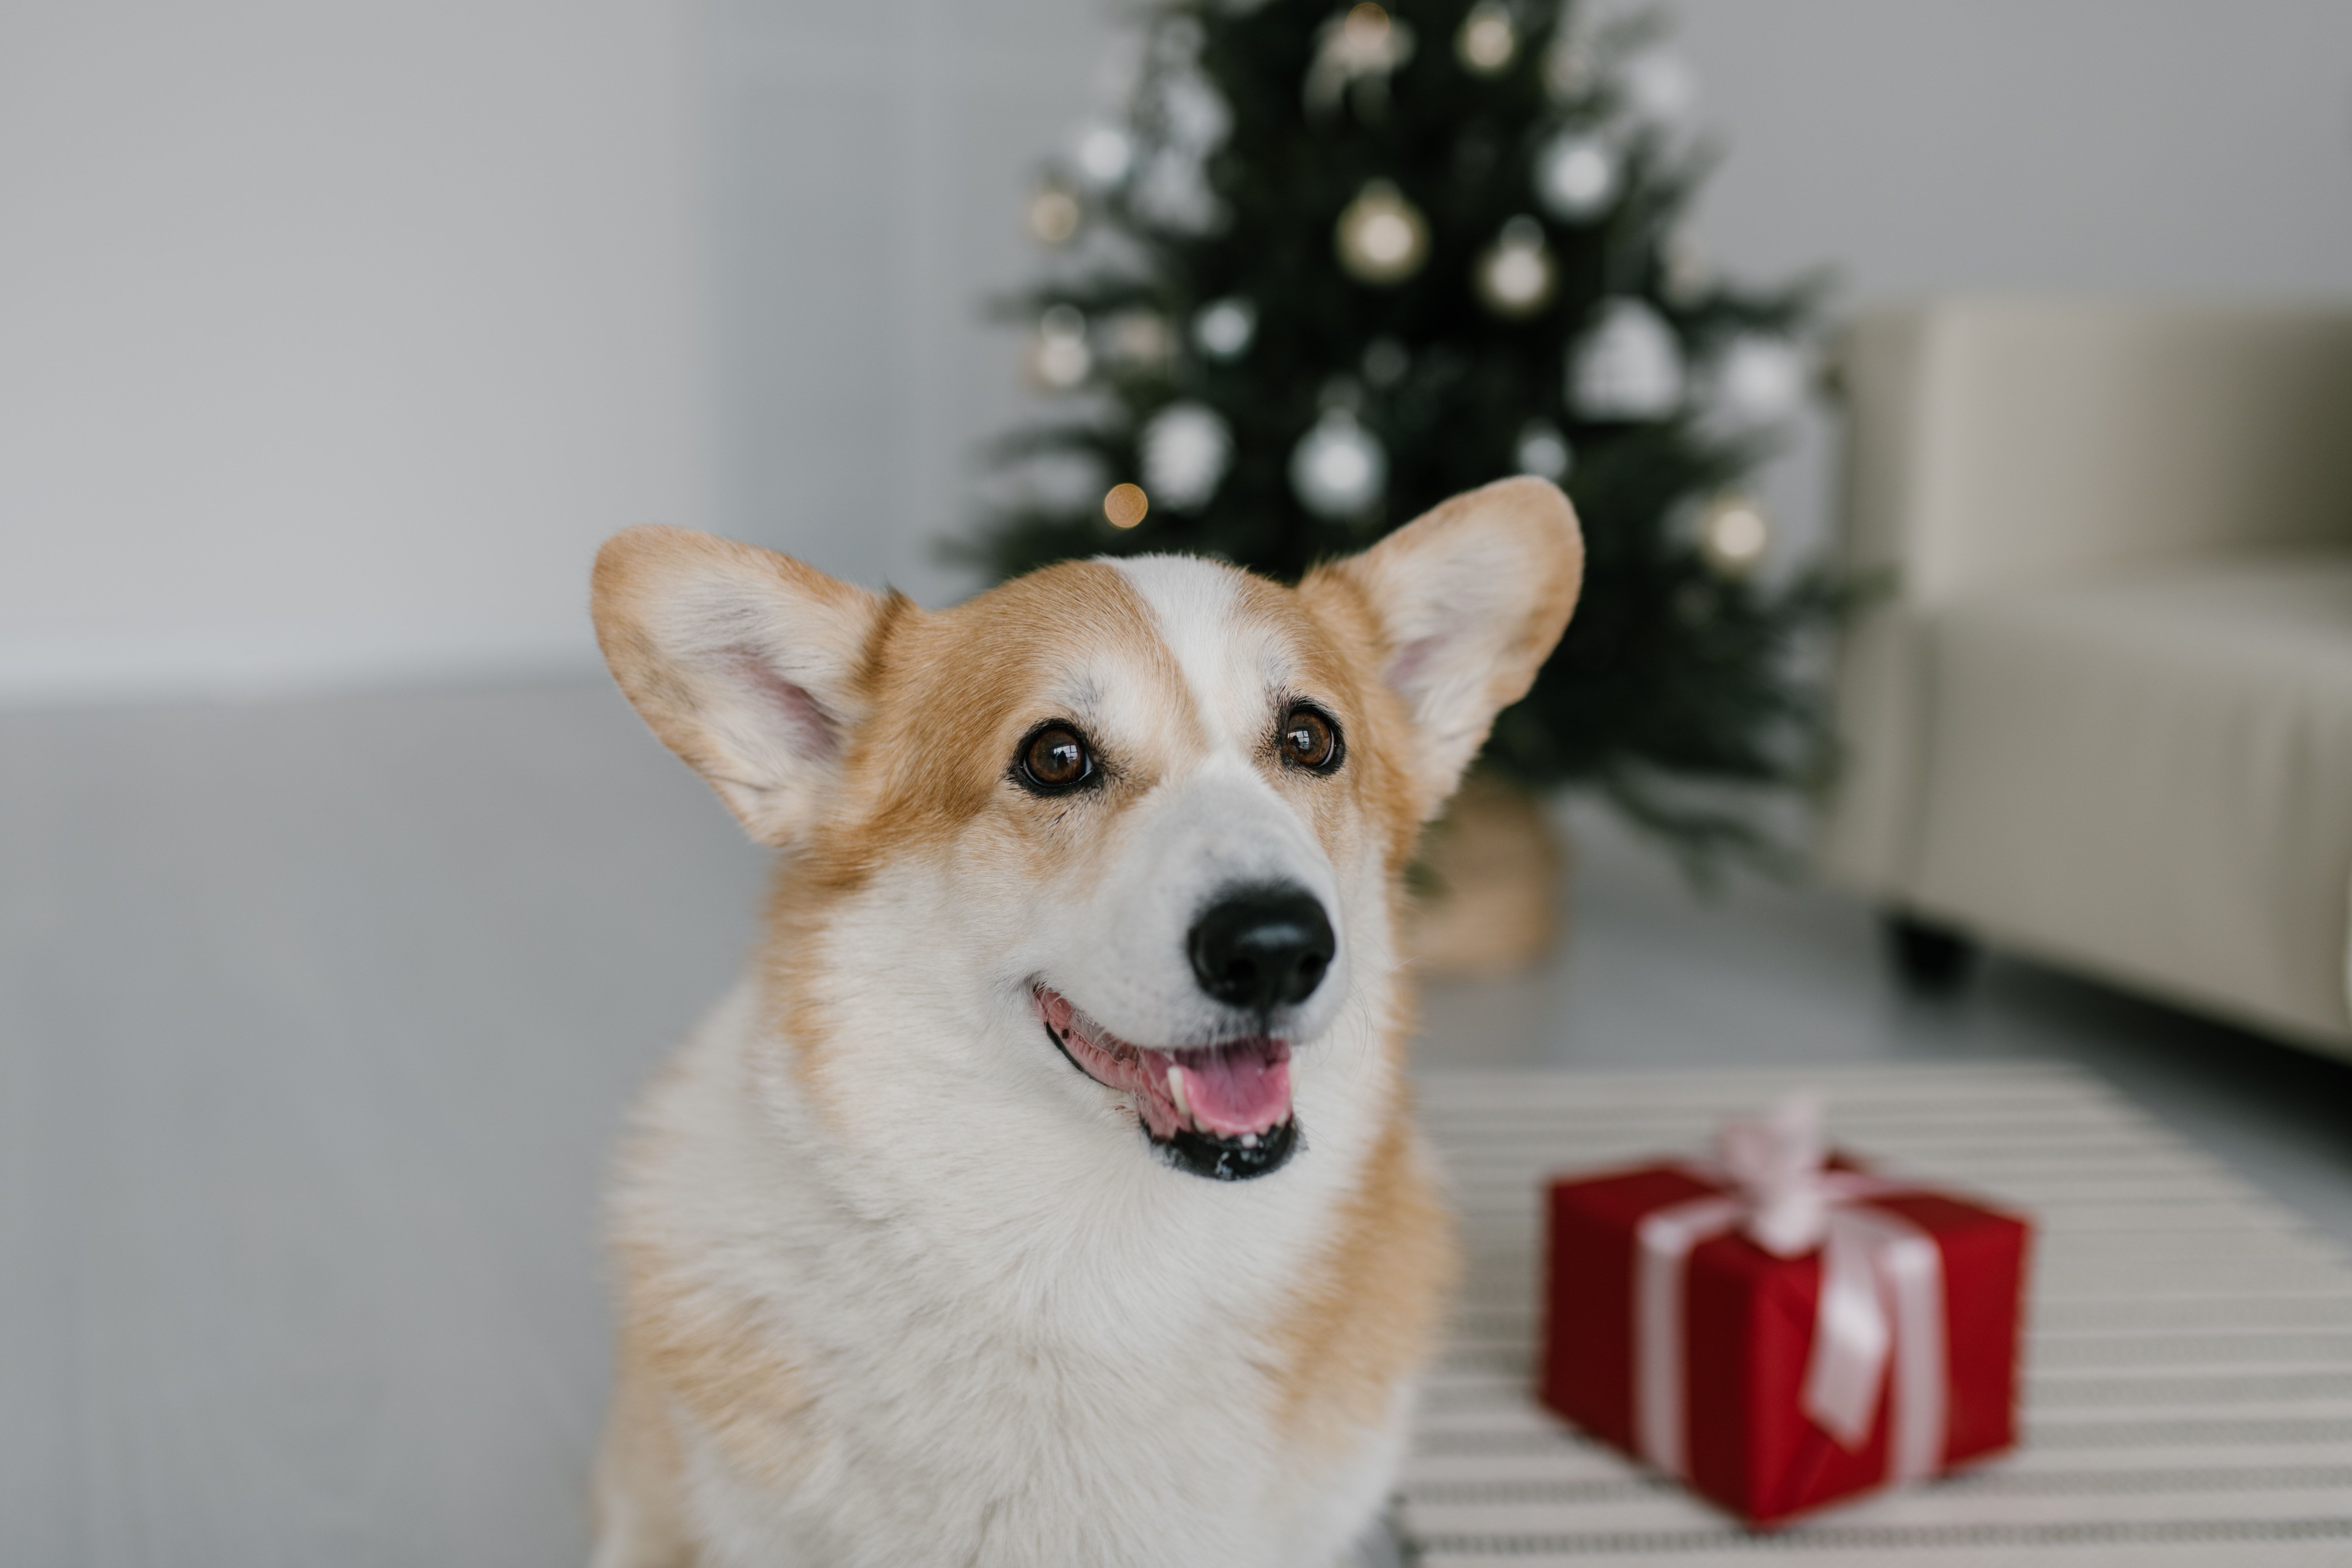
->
3 676 2347 1566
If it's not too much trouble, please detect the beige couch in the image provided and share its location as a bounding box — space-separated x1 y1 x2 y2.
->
1819 299 2352 1061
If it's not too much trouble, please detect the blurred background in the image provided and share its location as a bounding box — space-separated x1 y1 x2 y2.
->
6 2 2352 1563
9 0 2352 694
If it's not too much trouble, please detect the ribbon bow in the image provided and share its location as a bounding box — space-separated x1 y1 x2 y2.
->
1632 1096 1948 1482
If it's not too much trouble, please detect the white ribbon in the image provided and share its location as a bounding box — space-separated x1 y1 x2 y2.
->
1632 1096 1947 1482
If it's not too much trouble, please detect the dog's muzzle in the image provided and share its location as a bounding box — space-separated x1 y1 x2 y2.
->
1036 987 1302 1181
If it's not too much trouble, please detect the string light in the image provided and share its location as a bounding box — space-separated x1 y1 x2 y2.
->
1103 483 1149 528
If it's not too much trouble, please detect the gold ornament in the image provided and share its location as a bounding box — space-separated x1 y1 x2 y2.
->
1103 482 1149 529
1305 4 1416 117
1335 180 1428 285
1473 216 1555 317
1100 309 1172 373
1455 1 1517 74
1542 30 1595 100
1698 494 1771 576
1026 179 1081 245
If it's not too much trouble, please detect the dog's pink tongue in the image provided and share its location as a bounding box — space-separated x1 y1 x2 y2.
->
1177 1041 1292 1137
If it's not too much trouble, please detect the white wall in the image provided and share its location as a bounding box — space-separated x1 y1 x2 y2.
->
8 0 2350 704
0 0 711 703
1676 0 2352 300
700 0 1101 608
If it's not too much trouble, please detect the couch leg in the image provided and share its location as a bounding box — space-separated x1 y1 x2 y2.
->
1883 912 1979 996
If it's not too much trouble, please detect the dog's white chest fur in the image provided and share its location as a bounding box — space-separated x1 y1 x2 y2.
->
613 985 1411 1568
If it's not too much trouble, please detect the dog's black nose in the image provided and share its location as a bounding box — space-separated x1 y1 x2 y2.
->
1187 886 1335 1014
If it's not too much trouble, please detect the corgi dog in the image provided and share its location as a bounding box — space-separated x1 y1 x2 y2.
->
587 476 1581 1567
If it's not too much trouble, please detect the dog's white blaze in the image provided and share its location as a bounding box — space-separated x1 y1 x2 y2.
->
1080 554 1351 1050
1111 554 1294 753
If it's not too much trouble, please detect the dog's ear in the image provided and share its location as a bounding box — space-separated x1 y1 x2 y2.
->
1305 476 1582 820
592 526 897 846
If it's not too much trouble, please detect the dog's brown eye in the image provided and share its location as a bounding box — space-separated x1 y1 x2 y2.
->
1280 706 1342 772
1018 724 1093 792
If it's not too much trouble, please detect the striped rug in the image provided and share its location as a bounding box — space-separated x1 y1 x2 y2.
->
1394 1062 2352 1566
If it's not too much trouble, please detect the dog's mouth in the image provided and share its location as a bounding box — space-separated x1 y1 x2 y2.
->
1035 986 1298 1181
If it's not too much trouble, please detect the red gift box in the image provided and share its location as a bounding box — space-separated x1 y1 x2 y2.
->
1538 1103 2032 1525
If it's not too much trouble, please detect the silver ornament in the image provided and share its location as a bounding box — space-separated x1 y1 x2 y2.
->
1070 121 1135 189
1025 305 1091 390
1131 147 1219 234
1154 69 1232 154
1191 297 1256 360
1533 129 1618 221
1289 410 1386 517
1568 298 1684 420
1704 334 1809 429
1140 402 1233 511
1618 48 1697 129
1514 421 1573 482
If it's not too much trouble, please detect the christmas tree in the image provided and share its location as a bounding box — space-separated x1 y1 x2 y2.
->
961 0 1842 864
